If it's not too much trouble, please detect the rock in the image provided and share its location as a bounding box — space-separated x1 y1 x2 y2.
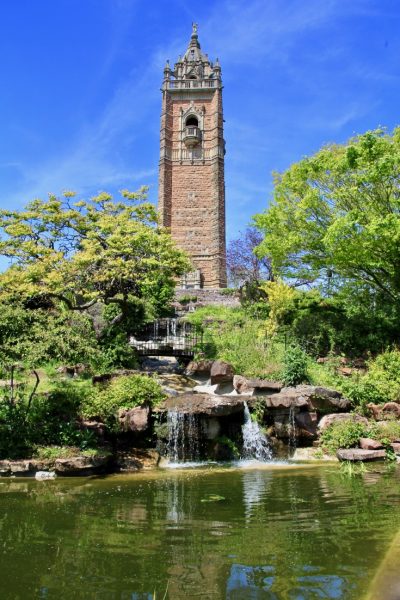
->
54 455 111 475
8 461 35 476
367 402 400 421
317 357 330 364
295 411 318 437
233 375 282 395
115 449 159 471
266 392 308 409
359 437 383 450
367 403 383 421
80 420 106 437
338 367 353 377
383 402 400 418
318 413 369 432
337 448 386 461
56 365 75 377
0 460 11 476
291 447 337 461
201 417 221 440
159 393 245 417
391 442 400 454
353 358 367 369
117 406 150 433
185 360 213 377
35 471 57 480
210 360 235 385
92 373 113 385
267 385 350 412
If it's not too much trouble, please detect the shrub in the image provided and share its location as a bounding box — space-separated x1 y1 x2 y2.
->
337 378 381 413
81 374 166 426
365 349 400 402
281 345 309 386
368 421 400 444
320 420 368 454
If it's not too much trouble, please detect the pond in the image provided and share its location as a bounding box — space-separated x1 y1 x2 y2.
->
1 463 400 599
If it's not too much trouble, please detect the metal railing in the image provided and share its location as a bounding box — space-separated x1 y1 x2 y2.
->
130 319 202 357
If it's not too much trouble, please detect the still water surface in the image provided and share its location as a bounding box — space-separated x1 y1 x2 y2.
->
1 463 400 599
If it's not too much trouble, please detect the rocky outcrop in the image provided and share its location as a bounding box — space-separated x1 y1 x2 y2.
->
318 413 368 432
185 360 214 377
267 385 350 412
117 406 150 433
115 449 160 471
233 375 282 395
54 455 111 475
159 393 245 417
210 360 235 385
337 448 386 461
295 411 318 437
367 402 400 421
359 437 384 450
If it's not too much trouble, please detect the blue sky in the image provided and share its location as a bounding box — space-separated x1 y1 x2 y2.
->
1 0 399 243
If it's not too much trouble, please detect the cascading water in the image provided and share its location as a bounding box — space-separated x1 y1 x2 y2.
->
288 406 297 458
167 409 200 463
241 402 273 461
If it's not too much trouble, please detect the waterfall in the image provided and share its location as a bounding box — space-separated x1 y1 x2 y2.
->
241 402 273 461
288 406 297 457
167 409 200 463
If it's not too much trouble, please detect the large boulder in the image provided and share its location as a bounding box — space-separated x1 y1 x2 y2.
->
267 385 350 412
54 455 111 475
233 375 282 396
185 360 214 377
159 393 245 417
117 406 150 433
337 448 386 461
115 449 159 471
359 437 384 450
318 413 368 432
210 360 235 385
367 402 400 421
295 411 318 437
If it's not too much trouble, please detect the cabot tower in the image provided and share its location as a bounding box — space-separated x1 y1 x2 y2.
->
158 24 227 288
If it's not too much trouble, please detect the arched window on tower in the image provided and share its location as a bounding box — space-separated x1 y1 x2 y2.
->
183 115 201 151
185 116 198 127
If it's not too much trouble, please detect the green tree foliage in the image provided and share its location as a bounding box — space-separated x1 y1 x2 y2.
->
0 303 101 367
254 128 400 304
0 188 190 328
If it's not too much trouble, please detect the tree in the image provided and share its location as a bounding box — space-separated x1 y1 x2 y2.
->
0 188 191 328
254 128 400 304
226 226 273 287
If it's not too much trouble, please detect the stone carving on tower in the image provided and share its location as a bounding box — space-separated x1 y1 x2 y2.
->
158 24 227 289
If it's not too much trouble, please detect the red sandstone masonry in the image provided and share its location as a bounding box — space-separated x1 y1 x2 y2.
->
158 34 226 288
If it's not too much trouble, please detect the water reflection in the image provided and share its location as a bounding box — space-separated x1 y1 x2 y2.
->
0 466 399 599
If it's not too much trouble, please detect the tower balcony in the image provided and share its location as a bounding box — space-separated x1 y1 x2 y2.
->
183 126 202 148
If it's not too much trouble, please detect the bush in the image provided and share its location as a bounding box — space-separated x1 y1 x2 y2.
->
0 377 96 458
339 379 382 413
281 345 309 386
81 374 165 426
320 420 368 454
365 349 400 402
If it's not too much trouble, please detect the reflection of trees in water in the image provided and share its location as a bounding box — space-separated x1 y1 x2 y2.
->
0 468 400 599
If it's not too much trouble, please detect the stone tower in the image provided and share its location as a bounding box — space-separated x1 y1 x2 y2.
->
158 24 227 289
